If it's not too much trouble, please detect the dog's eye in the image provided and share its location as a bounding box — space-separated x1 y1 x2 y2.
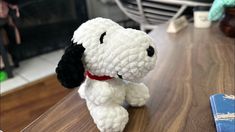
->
99 32 106 44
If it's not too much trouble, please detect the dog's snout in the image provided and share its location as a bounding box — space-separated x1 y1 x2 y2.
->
146 46 154 57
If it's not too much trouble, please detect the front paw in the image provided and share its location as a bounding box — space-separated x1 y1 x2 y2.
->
126 83 150 107
91 105 129 132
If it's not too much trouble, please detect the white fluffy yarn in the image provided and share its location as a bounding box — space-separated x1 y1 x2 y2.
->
73 18 157 132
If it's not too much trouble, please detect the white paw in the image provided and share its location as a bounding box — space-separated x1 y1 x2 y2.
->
90 105 129 132
126 83 150 107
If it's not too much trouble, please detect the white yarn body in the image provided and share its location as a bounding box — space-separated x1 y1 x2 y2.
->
78 77 150 132
71 18 157 132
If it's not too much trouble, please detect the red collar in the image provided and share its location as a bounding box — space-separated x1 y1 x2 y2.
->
86 71 113 81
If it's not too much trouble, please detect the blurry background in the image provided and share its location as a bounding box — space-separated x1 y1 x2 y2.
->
4 0 87 62
0 0 213 131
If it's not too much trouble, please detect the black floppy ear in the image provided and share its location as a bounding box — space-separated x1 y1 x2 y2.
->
56 42 85 89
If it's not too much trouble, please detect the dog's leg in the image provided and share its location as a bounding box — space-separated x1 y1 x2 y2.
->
78 82 86 99
84 79 128 131
87 102 129 132
125 82 150 107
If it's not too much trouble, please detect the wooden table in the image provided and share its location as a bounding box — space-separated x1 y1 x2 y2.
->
23 24 235 132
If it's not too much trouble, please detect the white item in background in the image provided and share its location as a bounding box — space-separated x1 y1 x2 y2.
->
194 11 211 28
115 0 212 31
0 49 64 95
86 0 127 22
167 16 189 33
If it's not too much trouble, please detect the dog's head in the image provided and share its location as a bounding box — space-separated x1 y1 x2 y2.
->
56 18 157 88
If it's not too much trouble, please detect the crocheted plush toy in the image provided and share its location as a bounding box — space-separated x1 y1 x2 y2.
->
56 18 157 132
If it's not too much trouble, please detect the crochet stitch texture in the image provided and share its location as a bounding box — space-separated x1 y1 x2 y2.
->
56 18 157 132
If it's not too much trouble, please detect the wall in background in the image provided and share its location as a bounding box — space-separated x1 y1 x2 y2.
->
86 0 128 22
10 0 88 61
17 0 78 27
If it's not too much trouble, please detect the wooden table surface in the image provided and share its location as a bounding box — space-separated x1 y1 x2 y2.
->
23 24 235 132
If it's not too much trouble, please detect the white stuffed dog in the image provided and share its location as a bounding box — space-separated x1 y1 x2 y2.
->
56 18 157 132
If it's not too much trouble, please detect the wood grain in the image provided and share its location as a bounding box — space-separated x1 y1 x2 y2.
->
23 24 235 132
0 75 71 132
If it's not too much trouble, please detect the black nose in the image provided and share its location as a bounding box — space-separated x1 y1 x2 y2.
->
146 46 154 57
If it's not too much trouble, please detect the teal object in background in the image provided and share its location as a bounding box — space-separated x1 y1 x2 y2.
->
209 0 235 21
